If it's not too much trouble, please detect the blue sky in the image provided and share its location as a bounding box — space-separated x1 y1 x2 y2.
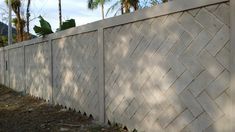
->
0 0 116 33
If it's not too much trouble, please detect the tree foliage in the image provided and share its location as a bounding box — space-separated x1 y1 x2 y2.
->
0 35 8 47
88 0 111 19
106 0 139 16
57 19 76 31
33 16 53 36
5 0 30 42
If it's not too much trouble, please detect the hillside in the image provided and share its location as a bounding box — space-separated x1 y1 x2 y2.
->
0 22 17 36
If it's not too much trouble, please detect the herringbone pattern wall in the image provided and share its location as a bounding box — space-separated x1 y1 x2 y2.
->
104 2 230 131
25 42 52 101
0 1 232 131
0 50 4 84
9 47 24 92
52 31 100 119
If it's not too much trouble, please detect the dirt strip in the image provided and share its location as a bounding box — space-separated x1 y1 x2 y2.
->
0 85 127 132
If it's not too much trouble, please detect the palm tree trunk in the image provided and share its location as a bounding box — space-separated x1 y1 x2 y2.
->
16 7 23 42
26 0 31 34
121 1 124 14
133 0 139 10
123 0 130 13
58 0 62 27
101 3 104 19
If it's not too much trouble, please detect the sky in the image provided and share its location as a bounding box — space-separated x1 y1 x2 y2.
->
0 0 116 34
0 0 162 34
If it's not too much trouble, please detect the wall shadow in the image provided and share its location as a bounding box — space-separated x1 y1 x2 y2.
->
0 1 232 132
25 42 52 101
103 2 232 132
8 47 24 92
52 31 100 120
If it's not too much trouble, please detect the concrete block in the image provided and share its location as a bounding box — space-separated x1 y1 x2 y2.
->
206 25 230 56
165 88 186 113
171 71 194 94
188 8 200 17
216 45 230 71
215 92 231 115
180 90 203 117
169 31 192 57
131 103 151 125
179 30 211 77
182 112 213 132
213 3 230 26
206 4 219 12
166 110 194 132
179 12 203 38
157 34 178 57
206 70 229 99
198 49 224 78
205 116 231 132
157 105 179 128
188 71 214 97
166 52 186 77
197 92 224 121
159 69 178 92
163 13 184 38
140 110 164 132
196 8 223 36
182 30 212 57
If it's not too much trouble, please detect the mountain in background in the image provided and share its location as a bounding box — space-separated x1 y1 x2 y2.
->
0 21 17 36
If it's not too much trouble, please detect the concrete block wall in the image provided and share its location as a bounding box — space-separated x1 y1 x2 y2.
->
9 47 24 92
104 2 231 131
0 0 233 131
25 41 52 101
52 31 100 119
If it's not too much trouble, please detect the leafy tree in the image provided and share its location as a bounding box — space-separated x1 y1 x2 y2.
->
57 19 76 31
0 35 8 47
106 0 139 16
34 16 76 36
33 16 53 36
88 0 110 19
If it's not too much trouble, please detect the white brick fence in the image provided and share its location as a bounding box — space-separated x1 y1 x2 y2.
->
0 0 234 131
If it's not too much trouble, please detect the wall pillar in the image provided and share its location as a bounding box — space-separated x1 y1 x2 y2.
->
98 28 105 123
23 45 26 94
3 48 5 85
230 0 235 131
49 39 54 104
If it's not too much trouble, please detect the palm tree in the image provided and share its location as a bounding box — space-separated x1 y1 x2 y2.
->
106 0 139 16
130 0 139 10
106 0 122 16
26 0 31 35
58 0 62 27
88 0 110 19
5 0 24 42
